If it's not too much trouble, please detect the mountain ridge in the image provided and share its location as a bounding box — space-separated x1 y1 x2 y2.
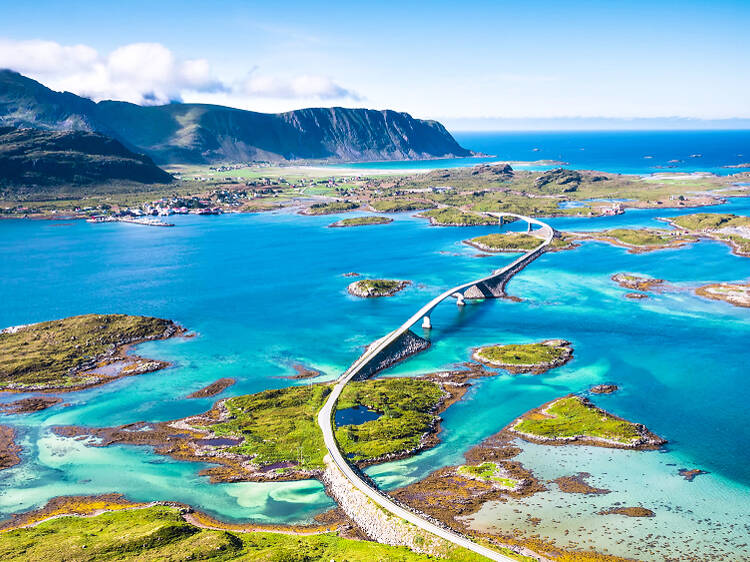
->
0 70 472 164
0 126 173 193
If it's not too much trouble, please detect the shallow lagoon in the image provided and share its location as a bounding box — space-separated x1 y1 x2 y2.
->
1 200 749 558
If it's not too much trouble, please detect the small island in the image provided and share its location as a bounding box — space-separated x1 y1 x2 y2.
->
573 228 696 253
301 201 360 215
186 378 235 399
611 273 665 292
599 506 655 518
679 468 708 481
665 213 750 256
508 395 666 449
590 384 618 394
465 232 575 253
329 215 393 228
0 314 185 392
347 278 411 298
695 281 750 308
472 339 573 374
464 232 543 252
552 472 610 495
419 208 498 226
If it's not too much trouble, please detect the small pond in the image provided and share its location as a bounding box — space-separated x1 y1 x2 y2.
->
335 406 382 427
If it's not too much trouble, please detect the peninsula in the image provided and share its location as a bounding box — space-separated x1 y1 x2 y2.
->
0 314 185 392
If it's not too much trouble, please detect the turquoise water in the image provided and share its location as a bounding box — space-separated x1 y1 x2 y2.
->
1 201 749 558
327 130 750 175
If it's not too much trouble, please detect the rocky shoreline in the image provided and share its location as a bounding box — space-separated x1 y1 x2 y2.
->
0 425 21 470
0 396 63 414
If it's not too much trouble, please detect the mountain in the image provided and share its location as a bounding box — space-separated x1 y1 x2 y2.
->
0 70 472 164
0 126 173 192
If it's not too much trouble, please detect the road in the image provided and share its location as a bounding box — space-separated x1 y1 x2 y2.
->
317 213 554 562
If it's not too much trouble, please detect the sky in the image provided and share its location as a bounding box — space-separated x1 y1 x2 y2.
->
1 0 749 128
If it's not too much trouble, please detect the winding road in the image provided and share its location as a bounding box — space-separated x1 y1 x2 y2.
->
317 213 555 561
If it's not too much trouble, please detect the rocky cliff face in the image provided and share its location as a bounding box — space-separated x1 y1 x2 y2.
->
0 70 472 164
0 126 173 189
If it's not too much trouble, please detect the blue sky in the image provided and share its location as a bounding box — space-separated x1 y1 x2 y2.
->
1 0 749 126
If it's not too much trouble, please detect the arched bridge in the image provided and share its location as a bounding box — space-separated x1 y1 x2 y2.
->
317 213 555 561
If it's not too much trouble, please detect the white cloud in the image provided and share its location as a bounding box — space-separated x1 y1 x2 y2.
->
240 72 360 100
0 38 359 107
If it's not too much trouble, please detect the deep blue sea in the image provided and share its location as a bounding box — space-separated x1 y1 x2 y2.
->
1 174 750 559
329 130 750 175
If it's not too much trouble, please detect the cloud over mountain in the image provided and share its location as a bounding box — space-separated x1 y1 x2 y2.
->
0 38 359 106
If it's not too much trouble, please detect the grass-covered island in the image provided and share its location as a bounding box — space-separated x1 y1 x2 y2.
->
53 376 455 483
464 232 543 252
0 502 482 562
329 215 393 228
472 339 573 374
666 212 750 256
347 278 410 297
573 228 696 253
508 395 666 449
465 232 576 253
0 314 184 392
301 201 360 215
695 282 750 307
419 207 498 226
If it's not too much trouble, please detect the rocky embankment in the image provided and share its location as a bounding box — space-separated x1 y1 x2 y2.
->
321 455 461 557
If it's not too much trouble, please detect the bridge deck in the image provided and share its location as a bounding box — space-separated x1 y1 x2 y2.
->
317 212 554 561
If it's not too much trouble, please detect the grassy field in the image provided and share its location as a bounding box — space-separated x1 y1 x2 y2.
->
475 341 567 366
336 378 445 461
210 385 331 470
514 396 643 444
0 314 176 390
0 505 490 561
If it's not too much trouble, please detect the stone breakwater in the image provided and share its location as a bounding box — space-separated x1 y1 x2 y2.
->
321 455 453 557
351 330 430 381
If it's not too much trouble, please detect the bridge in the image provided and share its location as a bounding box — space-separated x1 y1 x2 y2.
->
317 212 555 561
